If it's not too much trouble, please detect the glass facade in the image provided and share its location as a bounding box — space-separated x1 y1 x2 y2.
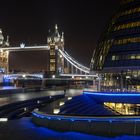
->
104 102 140 115
91 0 140 91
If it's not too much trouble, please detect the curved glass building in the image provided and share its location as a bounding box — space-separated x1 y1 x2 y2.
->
91 0 140 91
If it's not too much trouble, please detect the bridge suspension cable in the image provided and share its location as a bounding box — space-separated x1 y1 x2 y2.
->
58 49 90 74
64 51 90 71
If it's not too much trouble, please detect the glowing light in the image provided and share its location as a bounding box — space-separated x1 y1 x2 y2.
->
126 76 131 79
52 75 55 79
60 74 98 78
68 97 72 100
6 51 9 55
22 75 26 78
3 74 43 80
37 100 40 104
1 45 49 51
0 118 8 122
100 55 103 61
64 50 89 71
35 108 39 111
20 43 25 48
47 37 51 43
84 91 140 97
55 45 58 50
59 101 65 106
32 111 140 122
24 108 27 111
55 24 58 30
53 109 60 114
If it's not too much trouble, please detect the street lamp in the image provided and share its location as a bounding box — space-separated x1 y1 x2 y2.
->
52 75 55 79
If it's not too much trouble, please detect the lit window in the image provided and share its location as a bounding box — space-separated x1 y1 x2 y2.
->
130 55 136 59
50 50 55 55
112 55 116 61
50 64 55 71
50 67 55 71
136 55 140 59
114 21 140 31
50 59 55 63
114 37 140 45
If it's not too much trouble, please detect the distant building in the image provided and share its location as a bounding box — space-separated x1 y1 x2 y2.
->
0 29 9 73
0 29 9 47
91 0 140 91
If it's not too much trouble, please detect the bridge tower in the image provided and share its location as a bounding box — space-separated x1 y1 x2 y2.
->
47 25 64 76
0 29 9 73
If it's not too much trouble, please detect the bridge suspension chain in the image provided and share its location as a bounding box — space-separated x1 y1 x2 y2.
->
58 49 90 74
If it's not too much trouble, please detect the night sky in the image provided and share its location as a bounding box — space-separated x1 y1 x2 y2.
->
0 0 120 71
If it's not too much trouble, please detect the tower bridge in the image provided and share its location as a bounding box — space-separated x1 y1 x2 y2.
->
0 25 92 80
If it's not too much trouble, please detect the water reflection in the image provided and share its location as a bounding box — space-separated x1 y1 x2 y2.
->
0 89 82 106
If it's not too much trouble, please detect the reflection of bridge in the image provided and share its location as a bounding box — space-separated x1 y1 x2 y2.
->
0 25 91 78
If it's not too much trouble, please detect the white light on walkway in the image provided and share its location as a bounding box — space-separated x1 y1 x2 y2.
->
68 97 72 100
0 118 8 122
59 102 64 106
53 109 60 114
